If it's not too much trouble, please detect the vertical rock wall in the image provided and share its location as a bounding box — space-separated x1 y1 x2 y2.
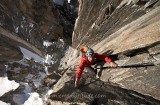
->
56 0 160 103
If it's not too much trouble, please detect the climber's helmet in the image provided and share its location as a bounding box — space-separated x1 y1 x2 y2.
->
86 48 94 57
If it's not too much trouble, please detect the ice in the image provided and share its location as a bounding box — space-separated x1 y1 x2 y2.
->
19 47 44 63
0 77 19 96
19 46 55 65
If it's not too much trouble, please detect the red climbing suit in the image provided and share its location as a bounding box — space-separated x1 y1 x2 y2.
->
76 53 112 79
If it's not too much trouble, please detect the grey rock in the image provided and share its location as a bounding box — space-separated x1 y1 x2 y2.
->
48 70 94 104
154 0 160 7
42 73 61 87
148 44 160 55
63 0 160 103
49 68 160 105
153 53 160 65
0 39 22 63
124 53 154 66
100 65 160 100
108 99 128 105
145 0 158 8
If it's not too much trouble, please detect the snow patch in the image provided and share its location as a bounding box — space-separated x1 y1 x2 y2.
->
44 54 54 65
44 89 53 101
13 83 32 105
19 47 55 65
19 47 44 63
15 27 19 33
0 77 19 96
24 92 43 105
59 38 64 44
29 23 34 28
68 0 71 3
44 66 49 75
13 82 33 104
0 101 10 105
43 41 53 47
43 39 65 48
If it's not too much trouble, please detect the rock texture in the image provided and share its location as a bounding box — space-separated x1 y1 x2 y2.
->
51 0 160 104
72 0 160 50
48 69 160 105
0 0 75 73
1 0 160 104
0 39 22 77
0 0 63 45
0 0 76 104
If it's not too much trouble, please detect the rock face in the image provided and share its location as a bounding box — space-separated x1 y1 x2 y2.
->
50 0 160 104
0 39 22 77
48 69 160 105
0 0 63 45
72 0 160 50
1 0 160 104
0 0 75 73
0 0 76 104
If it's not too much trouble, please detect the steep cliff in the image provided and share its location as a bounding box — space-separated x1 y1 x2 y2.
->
0 0 76 104
49 0 160 104
0 0 160 105
0 0 76 73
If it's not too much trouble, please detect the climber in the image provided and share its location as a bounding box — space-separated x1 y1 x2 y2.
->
75 47 118 88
